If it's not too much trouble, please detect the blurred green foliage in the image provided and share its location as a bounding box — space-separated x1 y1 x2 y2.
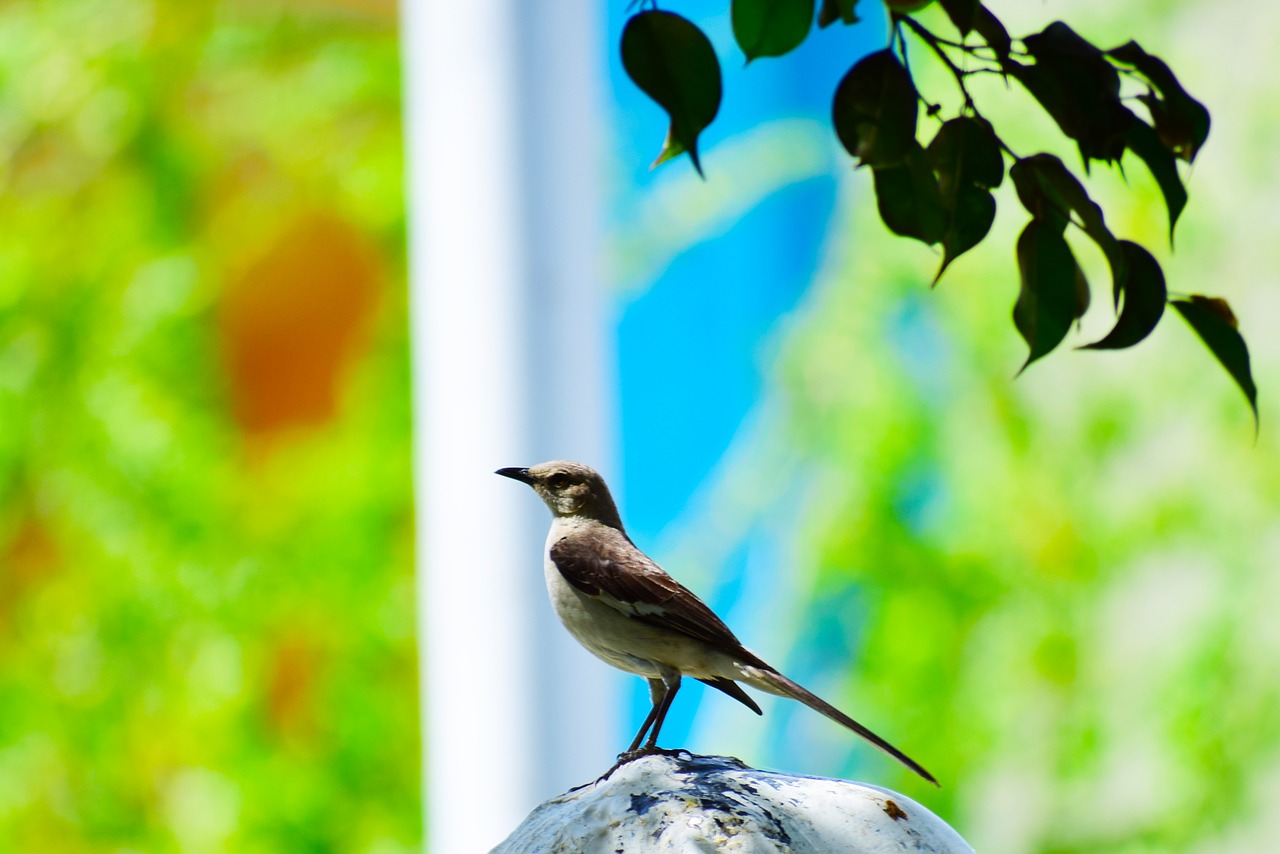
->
604 5 1276 851
4 0 1276 852
0 0 416 850
769 3 1280 850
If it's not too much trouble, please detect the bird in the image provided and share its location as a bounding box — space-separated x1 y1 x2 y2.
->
496 459 937 785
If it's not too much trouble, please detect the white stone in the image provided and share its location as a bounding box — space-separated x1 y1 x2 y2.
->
493 753 974 853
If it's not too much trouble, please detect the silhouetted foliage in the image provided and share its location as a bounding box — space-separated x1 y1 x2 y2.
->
620 0 1257 425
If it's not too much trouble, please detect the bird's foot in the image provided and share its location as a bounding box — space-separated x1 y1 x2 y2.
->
618 745 690 763
582 746 692 789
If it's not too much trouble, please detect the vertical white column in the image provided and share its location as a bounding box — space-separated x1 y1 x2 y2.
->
401 0 615 850
512 0 619 797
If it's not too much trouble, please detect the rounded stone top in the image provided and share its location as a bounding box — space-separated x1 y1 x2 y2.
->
493 752 973 853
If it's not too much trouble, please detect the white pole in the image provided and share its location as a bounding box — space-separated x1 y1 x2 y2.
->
401 0 614 850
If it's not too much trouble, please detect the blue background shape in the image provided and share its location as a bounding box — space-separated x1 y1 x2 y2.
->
607 0 888 752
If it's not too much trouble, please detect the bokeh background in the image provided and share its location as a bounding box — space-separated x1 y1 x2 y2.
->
2 0 1278 851
0 1 417 851
610 2 1280 853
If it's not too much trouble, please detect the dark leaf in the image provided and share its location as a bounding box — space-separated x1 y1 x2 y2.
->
1008 157 1067 232
621 11 723 176
1013 219 1080 371
832 49 919 167
1010 63 1134 165
1124 119 1187 243
1107 40 1210 162
940 0 979 36
927 117 1003 284
1012 22 1133 164
818 0 860 27
933 184 995 285
1137 94 1205 165
733 0 815 62
927 116 1004 190
1187 294 1237 328
1082 241 1166 349
1172 295 1258 425
872 144 945 245
972 5 1011 67
1072 255 1090 321
1023 22 1118 96
1009 154 1125 299
1106 41 1177 91
1010 155 1102 233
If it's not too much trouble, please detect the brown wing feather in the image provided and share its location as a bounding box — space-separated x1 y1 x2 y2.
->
550 529 771 670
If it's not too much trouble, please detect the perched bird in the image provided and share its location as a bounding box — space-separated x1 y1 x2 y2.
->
496 460 936 785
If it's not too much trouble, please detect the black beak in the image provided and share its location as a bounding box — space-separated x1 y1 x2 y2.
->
495 467 535 485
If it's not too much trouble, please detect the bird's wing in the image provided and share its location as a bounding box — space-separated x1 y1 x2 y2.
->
550 530 770 670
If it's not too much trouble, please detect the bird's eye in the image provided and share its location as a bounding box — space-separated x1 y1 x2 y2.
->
547 473 569 490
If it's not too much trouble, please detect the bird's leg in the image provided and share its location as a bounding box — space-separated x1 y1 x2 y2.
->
624 678 666 753
597 673 687 784
642 670 681 750
623 672 683 755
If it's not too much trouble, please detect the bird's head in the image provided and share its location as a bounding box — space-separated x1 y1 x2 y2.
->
495 460 623 527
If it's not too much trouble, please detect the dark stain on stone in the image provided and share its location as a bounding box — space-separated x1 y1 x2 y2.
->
628 791 661 816
753 802 794 846
663 755 796 847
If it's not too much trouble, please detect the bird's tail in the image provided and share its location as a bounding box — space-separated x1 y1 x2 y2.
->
741 665 938 786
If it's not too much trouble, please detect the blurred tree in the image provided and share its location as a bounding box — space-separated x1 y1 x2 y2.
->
754 3 1280 849
0 0 417 850
601 2 1276 853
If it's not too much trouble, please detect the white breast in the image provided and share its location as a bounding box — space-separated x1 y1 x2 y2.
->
541 518 741 682
543 518 655 677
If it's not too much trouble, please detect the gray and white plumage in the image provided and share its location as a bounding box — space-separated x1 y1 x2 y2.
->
496 459 936 785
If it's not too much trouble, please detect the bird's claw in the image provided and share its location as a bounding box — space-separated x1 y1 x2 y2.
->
582 746 691 788
618 745 689 762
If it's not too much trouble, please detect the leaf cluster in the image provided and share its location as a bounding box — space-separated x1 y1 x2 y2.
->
619 0 1256 426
